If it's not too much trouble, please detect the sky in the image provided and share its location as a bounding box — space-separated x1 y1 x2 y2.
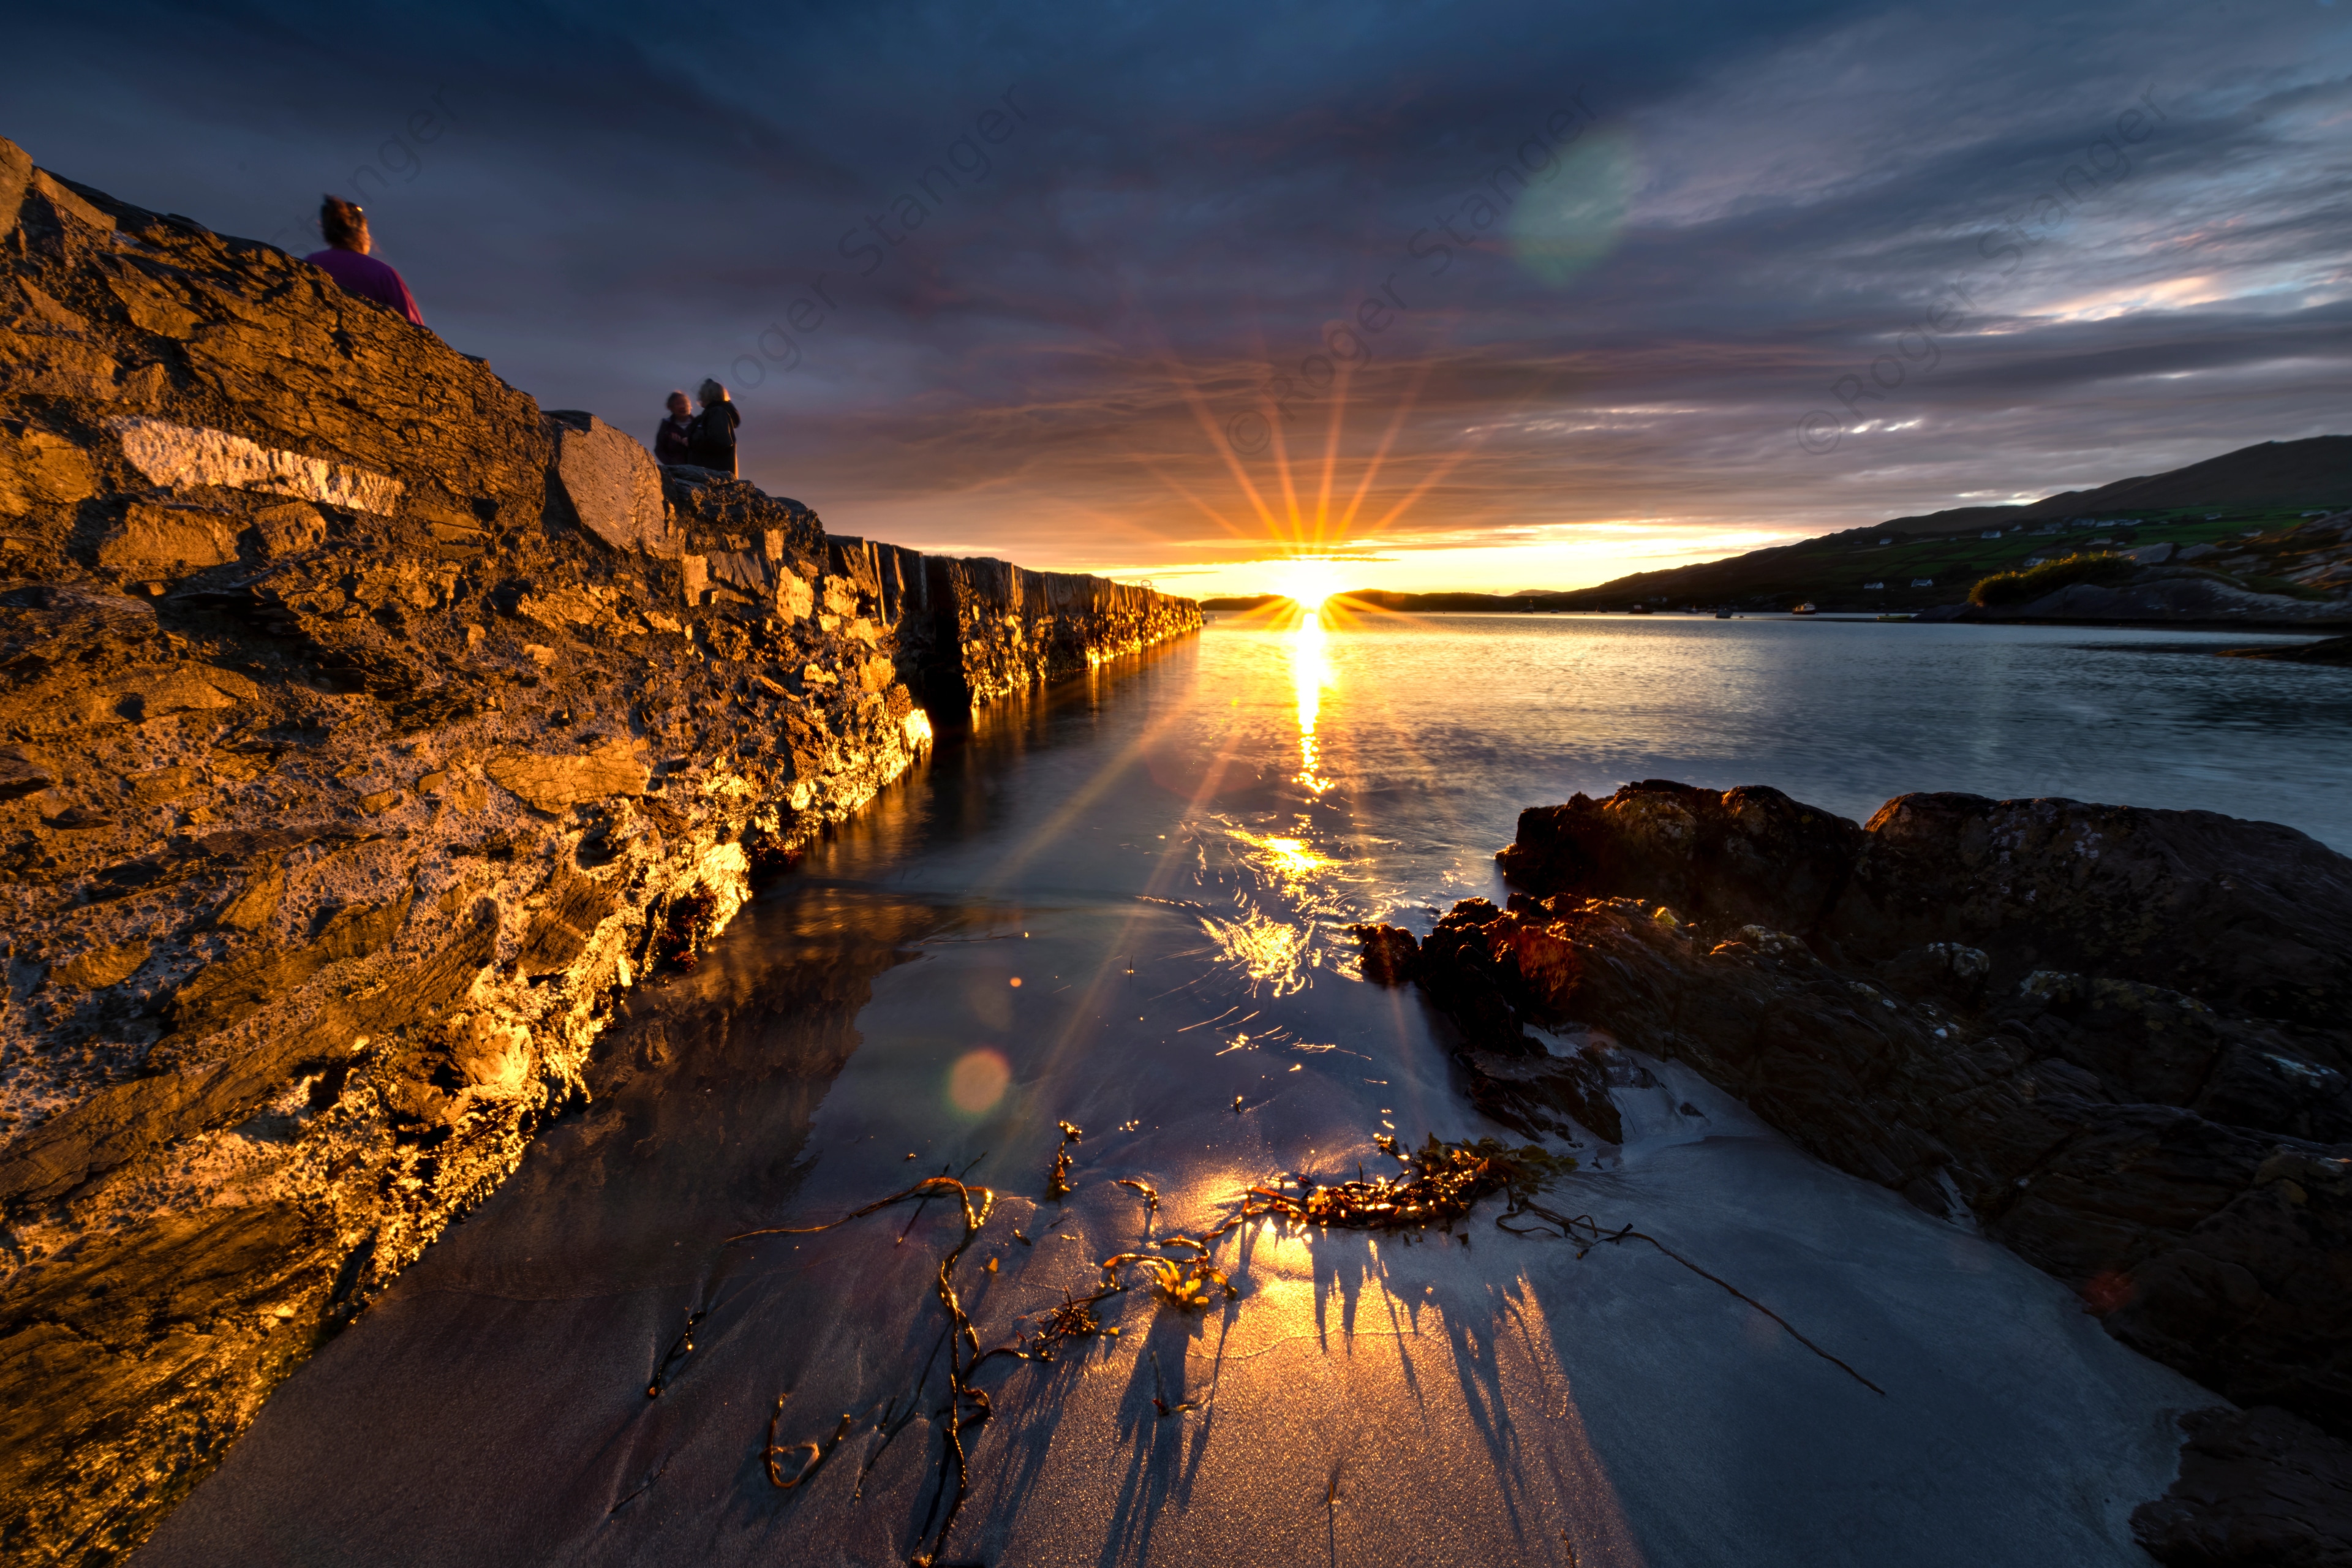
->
4 0 2349 596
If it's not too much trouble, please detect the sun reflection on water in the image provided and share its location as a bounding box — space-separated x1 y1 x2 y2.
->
1175 606 1407 996
1292 611 1333 794
1197 904 1313 994
1233 829 1330 886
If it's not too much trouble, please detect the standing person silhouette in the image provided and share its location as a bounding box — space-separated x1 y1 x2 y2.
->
687 379 739 476
304 196 426 326
654 391 694 466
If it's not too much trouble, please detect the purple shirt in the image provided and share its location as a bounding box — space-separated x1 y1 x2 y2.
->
304 247 425 326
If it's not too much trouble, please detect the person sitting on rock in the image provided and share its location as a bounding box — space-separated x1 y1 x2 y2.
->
654 391 695 466
687 379 739 476
304 195 426 326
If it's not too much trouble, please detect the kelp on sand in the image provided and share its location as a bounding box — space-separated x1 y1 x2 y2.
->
720 1130 1878 1566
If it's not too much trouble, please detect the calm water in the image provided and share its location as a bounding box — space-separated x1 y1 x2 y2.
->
1229 613 2350 898
144 615 2348 1568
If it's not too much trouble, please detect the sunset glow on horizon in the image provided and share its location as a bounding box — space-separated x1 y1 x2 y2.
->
1037 519 1805 600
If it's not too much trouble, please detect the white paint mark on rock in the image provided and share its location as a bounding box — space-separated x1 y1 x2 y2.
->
108 417 405 514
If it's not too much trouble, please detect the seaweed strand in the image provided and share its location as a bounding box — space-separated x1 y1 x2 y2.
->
730 1172 1124 1566
1497 1199 1887 1396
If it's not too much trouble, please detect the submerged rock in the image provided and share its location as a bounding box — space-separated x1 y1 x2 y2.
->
2226 633 2352 665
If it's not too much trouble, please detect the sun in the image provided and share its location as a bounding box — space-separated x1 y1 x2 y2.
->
1272 557 1347 611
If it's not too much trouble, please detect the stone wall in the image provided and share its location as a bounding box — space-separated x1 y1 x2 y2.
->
0 136 1196 1563
819 540 1202 712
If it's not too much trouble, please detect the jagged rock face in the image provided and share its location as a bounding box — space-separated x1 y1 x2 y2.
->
1478 783 2352 1432
0 137 1196 1564
1498 780 1864 934
1368 781 2352 1435
1377 900 1627 1145
1832 793 2352 1031
1503 780 2352 1032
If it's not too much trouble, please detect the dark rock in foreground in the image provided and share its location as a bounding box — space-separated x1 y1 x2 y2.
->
1359 778 2352 1563
1496 782 2352 1035
2133 1406 2352 1568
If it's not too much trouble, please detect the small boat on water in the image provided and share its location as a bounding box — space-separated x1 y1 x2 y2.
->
1714 608 1732 619
1628 603 1652 614
1875 612 1914 622
1791 603 1818 616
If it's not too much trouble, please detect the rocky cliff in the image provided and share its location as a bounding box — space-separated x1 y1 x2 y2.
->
0 136 1196 1564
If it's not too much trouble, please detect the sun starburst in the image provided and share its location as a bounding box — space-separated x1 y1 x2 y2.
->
1272 557 1348 611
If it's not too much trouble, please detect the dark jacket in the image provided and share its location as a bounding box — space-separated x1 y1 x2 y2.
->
654 415 693 466
687 402 739 475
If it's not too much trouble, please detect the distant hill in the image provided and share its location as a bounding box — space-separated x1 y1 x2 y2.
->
1200 437 2350 618
1823 436 2352 544
2013 435 2352 519
1544 435 2350 612
1200 590 1529 612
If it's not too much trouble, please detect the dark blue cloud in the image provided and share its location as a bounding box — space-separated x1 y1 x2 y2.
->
3 0 2346 579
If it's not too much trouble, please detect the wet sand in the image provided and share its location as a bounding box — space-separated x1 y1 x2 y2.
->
137 622 2238 1566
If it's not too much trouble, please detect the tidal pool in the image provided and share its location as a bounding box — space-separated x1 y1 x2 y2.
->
140 613 2348 1566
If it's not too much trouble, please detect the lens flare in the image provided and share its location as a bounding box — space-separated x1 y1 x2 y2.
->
1508 128 1638 285
948 1048 1012 1115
